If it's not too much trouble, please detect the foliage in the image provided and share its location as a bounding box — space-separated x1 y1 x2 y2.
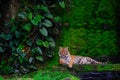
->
34 70 79 80
0 0 64 74
60 0 118 57
0 76 4 80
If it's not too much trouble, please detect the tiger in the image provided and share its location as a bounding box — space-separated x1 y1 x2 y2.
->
59 47 105 68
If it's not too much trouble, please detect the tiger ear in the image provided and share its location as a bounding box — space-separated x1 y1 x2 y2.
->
65 47 69 50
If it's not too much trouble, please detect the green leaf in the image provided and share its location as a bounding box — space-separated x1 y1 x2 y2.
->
39 27 48 36
36 56 43 61
54 17 61 22
18 12 26 19
29 57 33 63
9 41 14 47
40 5 49 12
36 47 42 55
49 41 55 47
15 31 21 38
42 41 49 48
31 15 43 25
44 13 53 19
59 1 65 8
42 19 53 27
32 47 42 55
19 52 26 58
31 19 38 25
6 34 12 40
46 36 55 47
0 33 6 39
18 44 24 50
11 26 17 32
12 47 16 52
46 36 54 41
47 51 53 57
23 23 31 31
0 47 4 52
36 39 43 46
28 65 37 70
28 12 32 20
19 57 24 63
26 39 32 46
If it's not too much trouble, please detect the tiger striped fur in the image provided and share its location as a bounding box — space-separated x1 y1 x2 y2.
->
59 47 103 68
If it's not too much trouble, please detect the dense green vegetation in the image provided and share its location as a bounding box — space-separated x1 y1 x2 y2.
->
59 0 118 57
0 0 119 78
0 69 80 80
0 0 64 74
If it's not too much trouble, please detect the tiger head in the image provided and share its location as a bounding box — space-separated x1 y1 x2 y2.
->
59 47 70 59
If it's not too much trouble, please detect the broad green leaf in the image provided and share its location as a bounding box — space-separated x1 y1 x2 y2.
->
32 47 42 55
31 48 36 54
19 57 24 63
29 57 33 63
36 56 43 61
42 19 53 27
28 12 32 20
31 19 38 25
28 65 37 70
9 41 14 47
0 33 6 39
35 15 42 22
11 26 17 32
24 23 31 31
44 13 53 19
36 39 43 46
49 41 55 47
15 31 21 38
46 36 55 47
46 37 55 47
12 47 16 52
54 17 61 22
47 54 52 58
46 36 54 41
18 44 24 50
0 33 12 40
0 47 4 52
18 12 26 19
35 5 41 9
19 52 26 58
5 34 12 40
26 39 32 46
40 5 49 12
42 41 49 48
31 15 43 25
39 27 48 36
59 1 65 8
47 51 53 57
36 47 42 55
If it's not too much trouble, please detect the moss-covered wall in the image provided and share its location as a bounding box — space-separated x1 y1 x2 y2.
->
58 0 118 57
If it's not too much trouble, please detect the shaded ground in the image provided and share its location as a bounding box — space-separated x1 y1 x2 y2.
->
79 71 120 80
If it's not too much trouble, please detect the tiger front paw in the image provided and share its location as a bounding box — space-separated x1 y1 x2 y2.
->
68 64 73 68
